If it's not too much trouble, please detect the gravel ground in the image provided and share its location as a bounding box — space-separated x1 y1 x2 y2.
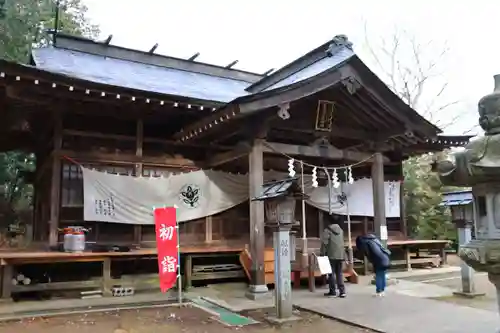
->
0 305 373 333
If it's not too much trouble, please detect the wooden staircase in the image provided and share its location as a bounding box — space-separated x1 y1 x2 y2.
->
239 248 278 284
239 248 359 285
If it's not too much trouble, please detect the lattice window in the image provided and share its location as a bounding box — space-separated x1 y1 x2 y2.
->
142 166 176 178
315 100 335 132
61 163 133 207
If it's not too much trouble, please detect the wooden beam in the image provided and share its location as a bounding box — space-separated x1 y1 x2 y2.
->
64 129 135 142
5 83 217 114
341 64 438 136
62 129 232 150
56 149 199 169
273 125 404 142
206 143 250 167
49 112 63 246
5 86 51 105
263 141 389 163
338 88 397 130
134 118 144 245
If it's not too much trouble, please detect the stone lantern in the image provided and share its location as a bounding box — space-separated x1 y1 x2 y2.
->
252 177 308 321
435 74 500 321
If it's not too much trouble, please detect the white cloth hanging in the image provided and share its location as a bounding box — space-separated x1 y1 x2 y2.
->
82 167 401 224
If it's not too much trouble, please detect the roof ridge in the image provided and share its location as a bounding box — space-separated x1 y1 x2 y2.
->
245 34 354 93
37 46 254 84
51 33 263 83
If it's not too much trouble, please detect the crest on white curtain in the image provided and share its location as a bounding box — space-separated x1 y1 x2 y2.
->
179 184 202 209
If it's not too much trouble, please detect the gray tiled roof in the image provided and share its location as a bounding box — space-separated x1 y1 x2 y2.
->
264 47 354 91
30 35 355 105
31 47 251 103
441 190 473 206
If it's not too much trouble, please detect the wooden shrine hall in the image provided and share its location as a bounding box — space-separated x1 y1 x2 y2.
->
0 33 471 300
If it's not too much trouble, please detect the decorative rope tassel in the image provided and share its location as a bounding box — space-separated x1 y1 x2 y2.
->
347 166 354 184
288 158 296 177
312 167 318 188
332 168 340 188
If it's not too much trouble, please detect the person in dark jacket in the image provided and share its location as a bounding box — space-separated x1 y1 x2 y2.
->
356 234 391 296
320 223 346 298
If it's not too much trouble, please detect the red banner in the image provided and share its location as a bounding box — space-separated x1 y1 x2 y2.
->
154 207 179 292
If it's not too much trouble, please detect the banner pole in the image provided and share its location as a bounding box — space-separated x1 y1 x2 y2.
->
300 162 308 261
175 206 182 304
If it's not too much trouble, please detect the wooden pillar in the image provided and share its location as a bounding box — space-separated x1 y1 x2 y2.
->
48 113 62 247
318 209 324 237
400 179 408 237
134 118 144 245
371 152 387 246
1 265 13 300
404 245 412 271
205 216 213 243
184 254 193 290
363 216 369 275
247 138 268 296
102 258 112 296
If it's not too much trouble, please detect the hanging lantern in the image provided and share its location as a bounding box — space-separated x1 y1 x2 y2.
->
252 177 309 226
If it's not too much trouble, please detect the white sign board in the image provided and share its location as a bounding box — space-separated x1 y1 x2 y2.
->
316 256 332 275
380 225 388 241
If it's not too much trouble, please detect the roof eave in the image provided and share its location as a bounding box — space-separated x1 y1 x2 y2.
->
0 59 224 108
347 57 442 138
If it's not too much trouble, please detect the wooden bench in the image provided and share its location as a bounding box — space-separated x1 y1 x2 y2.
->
0 244 246 299
346 231 450 274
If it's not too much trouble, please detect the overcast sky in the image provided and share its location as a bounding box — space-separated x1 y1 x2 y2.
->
82 0 500 136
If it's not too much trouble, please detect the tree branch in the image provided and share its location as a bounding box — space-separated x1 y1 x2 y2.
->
362 22 460 129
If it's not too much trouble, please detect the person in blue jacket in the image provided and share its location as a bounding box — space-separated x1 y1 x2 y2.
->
356 234 391 296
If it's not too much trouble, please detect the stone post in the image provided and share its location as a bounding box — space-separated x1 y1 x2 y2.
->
453 222 484 297
273 225 293 319
488 273 500 315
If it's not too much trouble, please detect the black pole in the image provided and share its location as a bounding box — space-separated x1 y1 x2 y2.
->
53 0 61 44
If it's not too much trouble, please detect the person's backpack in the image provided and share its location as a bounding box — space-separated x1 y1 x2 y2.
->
368 238 391 269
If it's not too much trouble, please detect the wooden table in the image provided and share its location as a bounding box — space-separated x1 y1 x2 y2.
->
0 243 246 300
0 249 160 299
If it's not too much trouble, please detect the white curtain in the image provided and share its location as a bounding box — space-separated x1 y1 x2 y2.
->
82 167 400 224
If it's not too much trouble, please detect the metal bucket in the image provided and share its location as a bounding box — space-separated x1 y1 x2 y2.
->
72 232 86 252
63 233 73 252
62 226 86 252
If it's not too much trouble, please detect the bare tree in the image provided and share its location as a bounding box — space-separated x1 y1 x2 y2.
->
362 22 467 131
